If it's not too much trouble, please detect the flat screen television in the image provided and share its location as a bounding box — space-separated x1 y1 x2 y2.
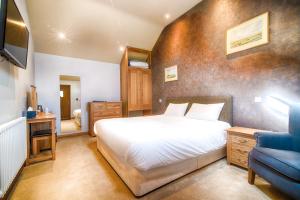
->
0 0 29 69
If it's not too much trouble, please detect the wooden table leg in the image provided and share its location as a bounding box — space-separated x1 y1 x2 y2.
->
32 138 38 155
51 119 56 160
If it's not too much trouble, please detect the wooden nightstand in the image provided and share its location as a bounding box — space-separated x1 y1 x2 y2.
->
227 127 262 169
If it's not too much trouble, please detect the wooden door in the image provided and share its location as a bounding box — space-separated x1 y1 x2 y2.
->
60 85 71 120
128 68 142 111
141 70 152 110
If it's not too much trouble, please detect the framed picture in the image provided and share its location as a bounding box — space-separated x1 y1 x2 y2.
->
165 65 178 82
226 12 269 55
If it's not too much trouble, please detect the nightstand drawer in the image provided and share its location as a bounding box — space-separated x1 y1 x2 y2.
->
231 143 253 155
230 135 256 147
231 151 248 168
231 143 252 168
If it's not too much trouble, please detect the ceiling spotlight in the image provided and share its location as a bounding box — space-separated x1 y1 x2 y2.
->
164 13 170 19
119 46 125 52
58 32 66 39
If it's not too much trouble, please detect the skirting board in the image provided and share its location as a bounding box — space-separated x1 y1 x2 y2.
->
58 132 88 139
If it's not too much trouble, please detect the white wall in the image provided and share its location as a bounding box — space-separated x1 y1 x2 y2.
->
35 53 120 134
0 0 35 125
60 80 81 117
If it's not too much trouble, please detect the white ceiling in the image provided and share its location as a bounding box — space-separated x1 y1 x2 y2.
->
27 0 202 63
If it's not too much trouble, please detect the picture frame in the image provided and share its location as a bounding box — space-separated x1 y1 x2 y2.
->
226 12 269 55
165 65 178 82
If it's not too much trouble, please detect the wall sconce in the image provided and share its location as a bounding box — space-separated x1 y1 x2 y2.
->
60 91 64 98
266 96 290 115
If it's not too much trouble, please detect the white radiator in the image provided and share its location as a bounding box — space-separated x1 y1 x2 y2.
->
0 117 27 198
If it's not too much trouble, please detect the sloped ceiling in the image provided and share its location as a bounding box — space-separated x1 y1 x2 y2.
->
27 0 202 63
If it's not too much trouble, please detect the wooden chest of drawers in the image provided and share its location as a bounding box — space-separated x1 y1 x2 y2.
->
227 127 261 169
88 102 122 136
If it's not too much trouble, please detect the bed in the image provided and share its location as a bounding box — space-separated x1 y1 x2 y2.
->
95 96 233 196
73 109 81 127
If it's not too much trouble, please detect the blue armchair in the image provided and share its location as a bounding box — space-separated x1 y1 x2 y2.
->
248 104 300 200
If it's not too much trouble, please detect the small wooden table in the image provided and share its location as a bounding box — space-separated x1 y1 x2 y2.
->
227 127 262 169
26 112 56 165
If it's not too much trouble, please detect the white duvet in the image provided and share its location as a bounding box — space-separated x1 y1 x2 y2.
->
94 115 231 171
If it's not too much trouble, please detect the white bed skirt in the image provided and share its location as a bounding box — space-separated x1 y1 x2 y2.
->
97 135 226 196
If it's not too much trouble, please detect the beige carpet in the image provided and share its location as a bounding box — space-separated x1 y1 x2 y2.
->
10 135 291 200
61 119 81 133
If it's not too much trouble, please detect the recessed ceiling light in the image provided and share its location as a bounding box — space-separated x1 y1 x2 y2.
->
164 13 170 19
58 32 66 39
119 46 125 52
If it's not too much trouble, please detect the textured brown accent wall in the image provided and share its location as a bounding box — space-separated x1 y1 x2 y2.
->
152 0 300 131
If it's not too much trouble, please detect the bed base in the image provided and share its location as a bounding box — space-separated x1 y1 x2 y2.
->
96 136 226 196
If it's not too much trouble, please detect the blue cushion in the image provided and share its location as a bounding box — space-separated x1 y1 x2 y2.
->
289 103 300 137
250 147 300 182
255 132 300 152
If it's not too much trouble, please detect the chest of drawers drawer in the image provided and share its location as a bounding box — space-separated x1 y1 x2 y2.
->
92 104 106 111
94 108 121 117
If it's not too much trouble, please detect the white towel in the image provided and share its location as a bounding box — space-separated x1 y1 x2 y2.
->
129 60 149 68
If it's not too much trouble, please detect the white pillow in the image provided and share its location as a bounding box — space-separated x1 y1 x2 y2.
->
164 103 189 117
185 103 224 121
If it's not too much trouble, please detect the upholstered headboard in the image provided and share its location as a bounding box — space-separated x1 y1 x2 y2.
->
166 96 233 125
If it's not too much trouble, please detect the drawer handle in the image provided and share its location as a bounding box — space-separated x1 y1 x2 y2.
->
237 158 246 163
236 149 248 154
239 139 248 143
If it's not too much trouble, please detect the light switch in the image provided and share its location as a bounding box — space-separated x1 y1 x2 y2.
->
158 98 162 103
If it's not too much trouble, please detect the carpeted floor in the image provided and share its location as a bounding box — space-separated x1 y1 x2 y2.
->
61 119 81 133
10 135 291 200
